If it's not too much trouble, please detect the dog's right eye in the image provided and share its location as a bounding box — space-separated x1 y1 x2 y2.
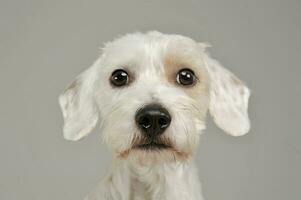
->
110 69 129 87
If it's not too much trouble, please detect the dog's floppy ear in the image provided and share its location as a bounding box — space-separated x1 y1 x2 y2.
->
204 53 251 136
59 59 100 141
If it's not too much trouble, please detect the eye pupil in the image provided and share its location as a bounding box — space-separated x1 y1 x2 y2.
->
111 69 129 86
177 69 195 86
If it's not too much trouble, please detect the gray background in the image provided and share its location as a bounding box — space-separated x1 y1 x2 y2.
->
0 0 300 200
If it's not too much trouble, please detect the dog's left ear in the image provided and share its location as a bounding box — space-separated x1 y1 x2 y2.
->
203 51 251 136
59 59 100 141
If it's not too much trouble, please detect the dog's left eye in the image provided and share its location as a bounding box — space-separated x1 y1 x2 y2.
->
176 68 196 86
110 69 129 87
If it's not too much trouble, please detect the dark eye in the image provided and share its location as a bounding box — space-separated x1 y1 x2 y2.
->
176 68 196 86
110 69 129 87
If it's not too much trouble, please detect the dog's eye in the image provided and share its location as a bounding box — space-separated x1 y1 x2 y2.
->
111 69 129 87
176 68 196 86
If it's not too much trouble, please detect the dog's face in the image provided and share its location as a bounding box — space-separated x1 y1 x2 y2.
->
59 32 250 165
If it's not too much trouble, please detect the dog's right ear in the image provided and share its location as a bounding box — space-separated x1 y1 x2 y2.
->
59 59 100 141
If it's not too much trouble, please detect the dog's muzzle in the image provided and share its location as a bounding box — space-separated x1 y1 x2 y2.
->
135 104 171 138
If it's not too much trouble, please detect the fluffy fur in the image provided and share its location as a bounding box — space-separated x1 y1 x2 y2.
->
59 31 251 200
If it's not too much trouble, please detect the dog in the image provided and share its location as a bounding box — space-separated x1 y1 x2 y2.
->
59 31 250 200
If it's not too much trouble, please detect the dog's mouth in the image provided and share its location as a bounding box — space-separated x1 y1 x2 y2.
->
135 141 171 150
119 137 189 162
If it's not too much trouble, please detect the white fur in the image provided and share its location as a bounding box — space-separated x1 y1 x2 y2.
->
59 31 251 200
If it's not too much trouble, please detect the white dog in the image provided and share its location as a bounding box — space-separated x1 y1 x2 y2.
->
59 31 250 200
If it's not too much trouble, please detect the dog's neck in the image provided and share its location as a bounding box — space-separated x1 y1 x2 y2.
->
129 160 203 200
90 158 204 200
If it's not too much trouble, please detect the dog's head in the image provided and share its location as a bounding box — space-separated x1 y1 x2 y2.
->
59 32 250 165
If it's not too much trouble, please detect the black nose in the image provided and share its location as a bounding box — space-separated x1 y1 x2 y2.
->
135 104 171 137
